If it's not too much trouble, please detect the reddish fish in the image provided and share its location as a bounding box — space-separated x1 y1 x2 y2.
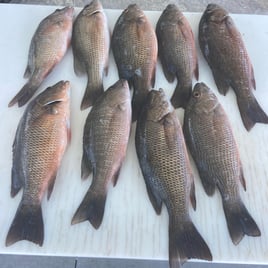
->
8 7 74 107
6 81 70 247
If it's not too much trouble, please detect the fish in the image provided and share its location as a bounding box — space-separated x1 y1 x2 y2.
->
156 4 198 109
8 7 74 108
6 80 71 247
198 4 268 131
72 0 110 110
111 4 158 121
183 82 261 245
135 89 212 268
72 79 131 229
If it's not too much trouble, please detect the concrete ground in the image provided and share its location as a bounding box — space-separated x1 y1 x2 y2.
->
2 0 268 267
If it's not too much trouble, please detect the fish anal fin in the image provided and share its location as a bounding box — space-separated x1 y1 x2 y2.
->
197 161 216 196
145 181 162 215
212 69 230 96
73 53 85 77
190 175 196 210
81 149 93 180
47 173 57 200
239 167 246 191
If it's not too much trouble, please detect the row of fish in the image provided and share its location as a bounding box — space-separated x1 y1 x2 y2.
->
5 1 264 268
8 1 268 131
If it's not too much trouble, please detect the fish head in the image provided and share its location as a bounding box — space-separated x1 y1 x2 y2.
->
162 4 183 21
105 79 131 109
33 81 70 118
49 6 74 28
145 89 173 122
82 0 104 16
189 83 219 114
120 4 146 24
203 4 228 23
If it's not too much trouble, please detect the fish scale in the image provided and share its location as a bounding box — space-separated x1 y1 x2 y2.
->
8 7 73 108
183 82 261 245
72 0 110 110
72 79 131 229
111 4 157 121
198 3 268 131
6 80 70 247
156 4 198 109
135 89 212 268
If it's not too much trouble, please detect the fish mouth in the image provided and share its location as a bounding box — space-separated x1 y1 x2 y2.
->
206 3 222 13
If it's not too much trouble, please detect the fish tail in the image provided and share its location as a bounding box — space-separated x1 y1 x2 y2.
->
169 218 212 267
223 198 261 245
8 80 40 108
71 187 107 229
170 82 192 109
6 202 44 246
237 94 268 131
80 81 104 110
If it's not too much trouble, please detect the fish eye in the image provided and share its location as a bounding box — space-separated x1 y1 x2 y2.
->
193 91 201 98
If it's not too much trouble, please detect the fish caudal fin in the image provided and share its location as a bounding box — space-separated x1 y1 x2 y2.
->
6 203 44 247
71 187 107 229
169 218 212 267
237 94 268 131
80 81 104 110
223 199 261 245
171 82 192 109
8 80 40 108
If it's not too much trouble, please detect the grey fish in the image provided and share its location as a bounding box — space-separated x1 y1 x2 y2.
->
156 4 198 109
183 82 261 245
135 89 212 268
199 4 268 131
72 79 131 229
6 81 71 247
72 0 110 110
8 7 74 108
111 4 158 121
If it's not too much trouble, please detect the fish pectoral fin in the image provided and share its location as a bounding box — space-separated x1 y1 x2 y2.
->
212 69 230 96
145 180 162 215
112 166 122 187
47 172 57 200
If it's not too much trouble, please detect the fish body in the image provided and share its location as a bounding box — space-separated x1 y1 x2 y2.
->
72 79 131 229
72 0 110 110
111 4 157 121
8 7 74 107
183 82 261 245
156 4 198 109
135 89 212 268
198 4 268 131
6 81 71 246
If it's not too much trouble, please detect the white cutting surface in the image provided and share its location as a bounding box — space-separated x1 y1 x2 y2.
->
0 3 268 265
